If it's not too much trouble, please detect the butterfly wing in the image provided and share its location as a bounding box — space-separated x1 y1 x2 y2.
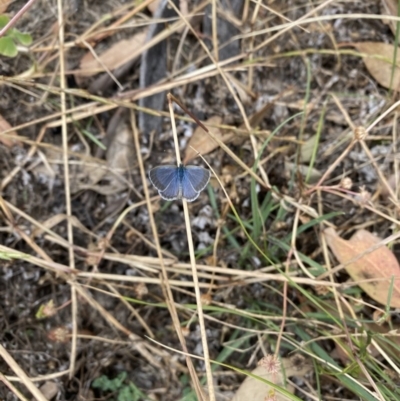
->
149 165 181 200
148 165 177 191
149 165 210 202
159 173 181 200
181 166 210 202
181 174 200 202
184 166 211 192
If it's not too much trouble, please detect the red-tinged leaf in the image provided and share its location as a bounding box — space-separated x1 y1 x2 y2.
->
0 114 21 147
350 42 400 91
324 227 400 307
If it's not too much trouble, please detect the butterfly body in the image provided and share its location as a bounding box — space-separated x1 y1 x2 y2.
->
149 164 210 202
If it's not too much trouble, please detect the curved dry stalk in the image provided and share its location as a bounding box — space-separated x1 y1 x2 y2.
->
0 343 47 401
167 95 214 401
57 0 77 380
131 109 206 400
0 0 38 38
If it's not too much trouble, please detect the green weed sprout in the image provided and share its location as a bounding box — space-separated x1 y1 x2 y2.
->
0 15 32 57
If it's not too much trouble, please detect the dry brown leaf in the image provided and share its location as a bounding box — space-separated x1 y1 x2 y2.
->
232 366 293 401
73 121 135 195
0 0 11 13
350 42 400 91
39 381 59 399
324 227 400 307
106 121 135 173
0 114 21 147
285 162 322 183
366 322 400 356
184 116 233 163
380 172 400 199
77 32 146 78
381 0 398 35
184 101 274 163
306 297 400 364
32 147 110 195
148 0 161 14
65 119 135 195
333 321 400 369
232 356 311 401
70 159 108 194
301 134 318 163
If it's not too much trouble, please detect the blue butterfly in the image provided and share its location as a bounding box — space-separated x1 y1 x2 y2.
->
149 164 211 202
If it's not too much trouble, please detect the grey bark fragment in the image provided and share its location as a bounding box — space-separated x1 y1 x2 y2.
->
139 0 180 135
203 0 244 61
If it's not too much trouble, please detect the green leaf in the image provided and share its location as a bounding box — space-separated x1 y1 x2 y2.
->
13 31 32 46
0 36 18 57
0 15 10 29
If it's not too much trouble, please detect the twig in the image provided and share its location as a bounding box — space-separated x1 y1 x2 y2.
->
0 0 38 38
56 0 77 380
131 109 205 400
0 343 47 401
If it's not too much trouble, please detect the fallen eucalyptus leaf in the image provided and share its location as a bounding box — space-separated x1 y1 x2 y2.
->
0 113 21 147
183 102 271 163
184 116 233 163
324 227 400 307
379 173 400 200
77 32 146 78
232 356 311 401
350 42 400 91
39 381 59 399
301 134 318 163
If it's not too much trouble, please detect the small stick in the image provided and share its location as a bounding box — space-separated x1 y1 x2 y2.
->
0 0 38 38
167 93 216 401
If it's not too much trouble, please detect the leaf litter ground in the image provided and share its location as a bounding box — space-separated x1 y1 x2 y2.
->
1 0 400 400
